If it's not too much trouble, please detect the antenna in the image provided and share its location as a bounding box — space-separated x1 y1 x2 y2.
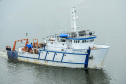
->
71 7 77 32
70 7 79 36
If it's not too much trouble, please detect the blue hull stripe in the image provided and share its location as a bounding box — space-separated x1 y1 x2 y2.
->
18 56 87 64
66 36 96 40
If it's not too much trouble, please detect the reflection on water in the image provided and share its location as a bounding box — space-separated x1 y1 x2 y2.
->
0 56 110 84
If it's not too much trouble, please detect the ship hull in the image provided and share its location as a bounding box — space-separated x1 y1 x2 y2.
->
7 47 109 69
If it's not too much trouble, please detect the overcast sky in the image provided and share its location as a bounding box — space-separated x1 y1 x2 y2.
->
0 0 126 48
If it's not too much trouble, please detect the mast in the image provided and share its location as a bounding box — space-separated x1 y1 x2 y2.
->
71 7 78 32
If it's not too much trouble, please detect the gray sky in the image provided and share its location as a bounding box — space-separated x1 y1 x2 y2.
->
0 0 126 48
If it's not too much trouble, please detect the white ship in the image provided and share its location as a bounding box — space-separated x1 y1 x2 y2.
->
7 7 110 69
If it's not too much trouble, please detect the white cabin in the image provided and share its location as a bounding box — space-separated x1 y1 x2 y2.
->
45 7 96 51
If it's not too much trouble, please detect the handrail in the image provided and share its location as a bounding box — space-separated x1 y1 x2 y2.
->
38 49 88 55
33 38 38 48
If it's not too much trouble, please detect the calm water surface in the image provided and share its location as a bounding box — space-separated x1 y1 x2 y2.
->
0 55 110 84
0 0 126 84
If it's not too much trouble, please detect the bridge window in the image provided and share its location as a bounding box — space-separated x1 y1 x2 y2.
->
60 39 66 42
74 40 80 43
69 40 72 42
82 40 92 43
90 39 94 42
82 40 86 43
